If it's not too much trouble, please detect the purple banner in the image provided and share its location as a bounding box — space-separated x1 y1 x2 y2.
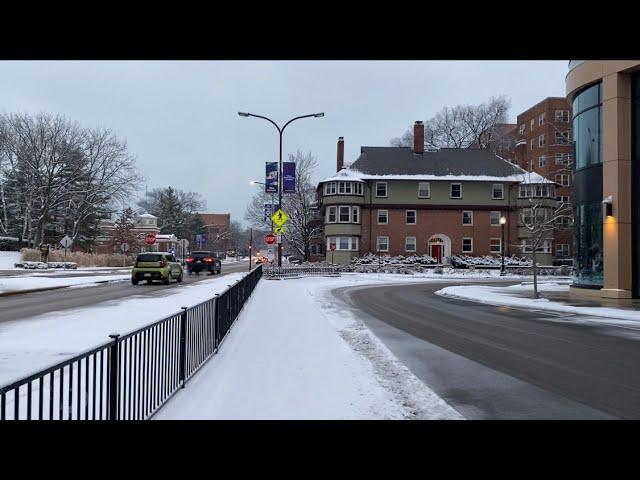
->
265 162 278 193
283 162 296 193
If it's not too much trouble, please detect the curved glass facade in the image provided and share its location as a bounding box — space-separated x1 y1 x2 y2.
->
573 83 604 287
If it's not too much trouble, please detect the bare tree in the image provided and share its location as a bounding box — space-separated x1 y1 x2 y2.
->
518 176 573 299
389 96 511 150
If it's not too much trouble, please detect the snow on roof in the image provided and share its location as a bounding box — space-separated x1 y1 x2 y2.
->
138 213 157 218
320 168 554 184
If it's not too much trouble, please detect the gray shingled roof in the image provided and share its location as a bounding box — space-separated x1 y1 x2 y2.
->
351 147 525 177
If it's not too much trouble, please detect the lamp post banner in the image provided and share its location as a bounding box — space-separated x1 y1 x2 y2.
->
265 162 278 193
283 162 296 193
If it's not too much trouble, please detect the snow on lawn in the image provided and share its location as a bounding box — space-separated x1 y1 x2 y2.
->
0 251 20 270
0 273 131 295
0 272 248 386
156 273 464 420
436 281 640 325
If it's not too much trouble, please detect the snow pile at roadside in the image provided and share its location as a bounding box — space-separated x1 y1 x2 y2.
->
435 281 640 324
156 274 463 420
0 251 20 270
0 273 131 295
0 272 248 385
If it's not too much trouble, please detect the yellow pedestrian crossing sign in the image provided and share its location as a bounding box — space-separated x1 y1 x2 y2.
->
271 208 289 227
274 225 285 234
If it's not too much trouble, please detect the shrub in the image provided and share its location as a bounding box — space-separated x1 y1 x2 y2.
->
20 248 134 267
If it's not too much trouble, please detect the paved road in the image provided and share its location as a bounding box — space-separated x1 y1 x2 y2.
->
336 281 640 419
0 261 250 323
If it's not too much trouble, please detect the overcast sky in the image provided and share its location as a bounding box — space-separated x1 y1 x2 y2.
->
0 61 568 225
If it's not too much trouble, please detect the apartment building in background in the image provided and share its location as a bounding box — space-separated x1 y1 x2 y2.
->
317 123 557 265
503 97 575 266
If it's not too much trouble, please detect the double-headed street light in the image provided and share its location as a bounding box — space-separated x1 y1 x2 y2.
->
499 216 507 276
239 112 324 266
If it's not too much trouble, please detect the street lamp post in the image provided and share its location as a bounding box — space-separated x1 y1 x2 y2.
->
499 216 507 276
239 111 324 266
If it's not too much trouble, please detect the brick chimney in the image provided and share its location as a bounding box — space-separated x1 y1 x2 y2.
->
337 137 344 171
414 121 424 154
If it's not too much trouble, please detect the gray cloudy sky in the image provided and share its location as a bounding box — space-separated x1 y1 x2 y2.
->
0 61 568 225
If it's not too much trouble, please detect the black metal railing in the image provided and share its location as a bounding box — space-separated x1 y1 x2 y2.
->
264 265 342 278
0 265 263 420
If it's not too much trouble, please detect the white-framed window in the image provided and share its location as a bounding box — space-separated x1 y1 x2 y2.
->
405 210 416 225
377 236 389 252
556 244 570 257
492 183 504 199
418 182 430 198
530 139 534 150
521 239 551 253
490 211 501 226
556 174 571 186
326 206 337 223
519 124 526 135
530 119 535 131
324 182 337 195
338 182 352 194
539 156 547 167
450 183 462 198
556 195 570 205
462 238 473 253
327 236 359 251
354 183 363 195
522 208 533 225
555 153 572 165
490 238 502 254
538 112 545 126
538 134 546 147
376 182 387 198
462 210 473 225
521 240 533 253
555 110 569 122
377 209 388 225
352 206 359 224
555 131 571 145
338 206 351 223
405 236 416 252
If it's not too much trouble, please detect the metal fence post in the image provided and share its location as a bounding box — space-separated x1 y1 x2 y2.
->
179 307 187 388
108 333 120 420
214 294 220 351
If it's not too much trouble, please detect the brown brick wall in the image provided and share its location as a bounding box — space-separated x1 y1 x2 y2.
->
359 207 518 257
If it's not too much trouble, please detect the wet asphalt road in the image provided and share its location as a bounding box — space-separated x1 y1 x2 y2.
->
336 281 640 420
0 261 250 323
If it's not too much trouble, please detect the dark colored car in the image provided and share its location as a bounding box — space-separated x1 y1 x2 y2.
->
185 251 221 275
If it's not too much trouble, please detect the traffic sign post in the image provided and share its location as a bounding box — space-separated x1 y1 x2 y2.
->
120 242 129 266
330 242 336 265
273 225 285 234
270 209 289 266
60 235 73 262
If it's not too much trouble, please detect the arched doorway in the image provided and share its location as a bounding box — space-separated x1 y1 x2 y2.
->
428 234 451 264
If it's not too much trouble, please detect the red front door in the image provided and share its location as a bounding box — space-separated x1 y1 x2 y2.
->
431 244 442 264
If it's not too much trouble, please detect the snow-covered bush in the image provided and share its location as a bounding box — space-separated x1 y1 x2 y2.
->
449 255 532 268
352 253 438 265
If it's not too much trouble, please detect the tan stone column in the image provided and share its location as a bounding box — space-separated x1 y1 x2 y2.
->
601 72 633 298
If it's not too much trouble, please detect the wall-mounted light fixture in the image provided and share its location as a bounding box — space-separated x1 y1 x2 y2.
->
602 195 613 217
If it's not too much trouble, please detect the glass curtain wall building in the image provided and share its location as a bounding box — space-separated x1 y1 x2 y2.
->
572 83 603 287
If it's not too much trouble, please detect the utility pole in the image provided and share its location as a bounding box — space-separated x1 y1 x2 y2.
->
249 228 253 271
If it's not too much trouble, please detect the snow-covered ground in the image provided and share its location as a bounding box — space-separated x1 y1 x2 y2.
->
0 273 131 295
0 251 20 270
0 272 248 386
436 281 640 325
156 273 469 420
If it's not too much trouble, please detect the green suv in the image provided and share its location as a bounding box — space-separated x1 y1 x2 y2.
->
132 252 183 285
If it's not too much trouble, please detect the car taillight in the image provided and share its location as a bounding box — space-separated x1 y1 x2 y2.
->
186 257 193 263
204 257 213 263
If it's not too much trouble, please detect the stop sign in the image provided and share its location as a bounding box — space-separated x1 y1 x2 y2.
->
145 233 156 245
330 243 336 251
265 233 276 245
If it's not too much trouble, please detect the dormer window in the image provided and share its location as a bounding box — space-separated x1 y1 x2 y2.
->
324 181 363 196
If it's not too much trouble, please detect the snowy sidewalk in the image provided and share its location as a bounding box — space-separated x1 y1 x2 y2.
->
436 281 640 326
155 275 463 420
